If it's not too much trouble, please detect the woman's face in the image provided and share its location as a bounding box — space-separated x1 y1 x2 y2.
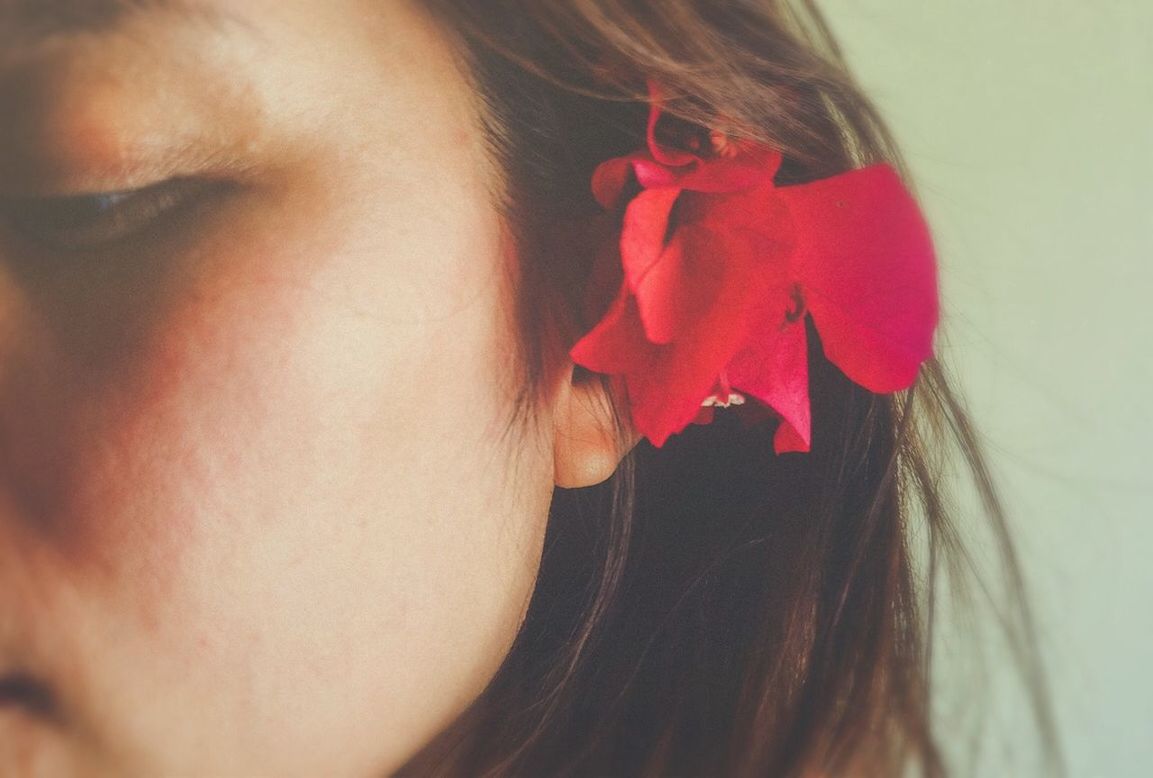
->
0 1 562 773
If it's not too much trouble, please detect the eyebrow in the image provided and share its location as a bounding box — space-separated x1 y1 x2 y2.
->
0 0 227 47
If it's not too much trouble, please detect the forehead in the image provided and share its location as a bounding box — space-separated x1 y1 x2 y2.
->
0 0 232 48
0 0 491 186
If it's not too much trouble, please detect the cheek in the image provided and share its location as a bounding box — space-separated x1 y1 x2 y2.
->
1 202 550 770
6 244 420 573
6 180 511 559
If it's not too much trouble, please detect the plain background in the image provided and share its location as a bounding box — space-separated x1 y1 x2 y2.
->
821 3 1151 776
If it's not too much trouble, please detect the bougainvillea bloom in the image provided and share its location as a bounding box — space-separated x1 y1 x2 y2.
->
569 90 940 453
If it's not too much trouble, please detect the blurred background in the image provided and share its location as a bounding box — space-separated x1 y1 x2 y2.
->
821 3 1151 776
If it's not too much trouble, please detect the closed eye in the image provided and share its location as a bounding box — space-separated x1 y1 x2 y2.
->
0 177 225 252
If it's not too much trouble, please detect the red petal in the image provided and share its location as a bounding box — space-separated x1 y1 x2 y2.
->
627 225 782 445
633 158 692 189
636 222 733 343
727 317 812 453
570 288 654 375
621 187 681 306
778 164 939 392
772 416 810 454
627 370 715 448
631 226 695 345
632 146 781 194
675 146 783 194
632 216 764 345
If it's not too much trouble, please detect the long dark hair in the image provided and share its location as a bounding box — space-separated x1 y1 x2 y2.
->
398 2 1058 775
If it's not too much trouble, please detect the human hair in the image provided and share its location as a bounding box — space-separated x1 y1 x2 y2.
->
398 2 1058 776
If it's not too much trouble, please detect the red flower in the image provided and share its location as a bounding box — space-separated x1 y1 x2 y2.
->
569 87 939 453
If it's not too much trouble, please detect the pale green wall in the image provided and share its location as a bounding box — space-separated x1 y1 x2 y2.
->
820 3 1152 776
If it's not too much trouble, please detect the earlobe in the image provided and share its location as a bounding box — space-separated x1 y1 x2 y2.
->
553 371 640 489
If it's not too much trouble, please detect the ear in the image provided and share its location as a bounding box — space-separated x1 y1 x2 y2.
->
552 369 641 489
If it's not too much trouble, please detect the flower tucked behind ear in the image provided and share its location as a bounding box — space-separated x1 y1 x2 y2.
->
570 83 939 453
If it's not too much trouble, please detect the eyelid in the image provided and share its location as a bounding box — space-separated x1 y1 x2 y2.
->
0 177 224 252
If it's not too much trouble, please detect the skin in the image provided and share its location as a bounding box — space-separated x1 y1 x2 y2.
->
0 1 631 774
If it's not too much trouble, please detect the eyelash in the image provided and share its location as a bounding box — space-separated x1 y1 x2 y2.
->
0 178 221 252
